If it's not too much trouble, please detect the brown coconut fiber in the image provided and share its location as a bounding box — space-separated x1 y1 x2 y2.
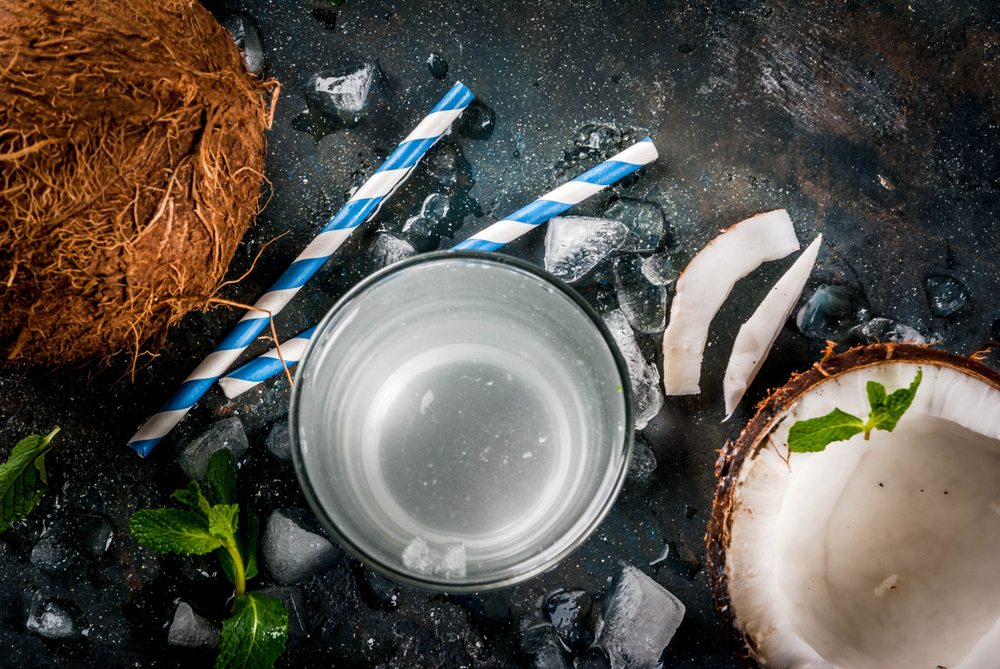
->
0 0 277 366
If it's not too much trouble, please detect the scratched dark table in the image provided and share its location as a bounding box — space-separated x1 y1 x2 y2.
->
3 0 1000 667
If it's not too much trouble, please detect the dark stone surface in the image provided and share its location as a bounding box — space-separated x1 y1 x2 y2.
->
3 0 1000 666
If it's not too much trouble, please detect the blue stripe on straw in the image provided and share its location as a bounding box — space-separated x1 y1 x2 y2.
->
453 238 503 252
131 439 160 458
433 85 476 112
325 198 380 231
378 137 440 173
579 159 639 186
160 378 217 412
217 318 271 351
505 199 569 224
268 257 330 292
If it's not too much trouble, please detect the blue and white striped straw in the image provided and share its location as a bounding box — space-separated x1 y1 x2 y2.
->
217 326 315 398
452 137 658 251
216 137 659 399
127 82 476 457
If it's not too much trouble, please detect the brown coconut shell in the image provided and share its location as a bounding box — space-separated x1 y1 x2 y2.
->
0 0 276 366
705 343 1000 667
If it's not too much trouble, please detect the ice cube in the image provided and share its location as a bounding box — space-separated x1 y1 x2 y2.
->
853 317 926 345
578 644 613 669
176 417 248 482
167 601 219 648
257 586 309 637
402 536 433 574
262 509 340 585
425 144 460 185
360 567 401 610
30 531 78 574
796 284 871 342
597 563 685 669
603 310 663 430
440 543 467 579
401 536 466 578
456 99 496 140
368 233 416 271
925 275 969 318
307 62 380 127
26 592 84 641
627 434 657 482
544 589 595 653
544 217 630 284
294 62 380 138
640 253 677 288
613 254 667 334
222 13 264 76
601 199 668 252
521 622 571 669
427 52 449 79
403 193 457 252
265 416 291 461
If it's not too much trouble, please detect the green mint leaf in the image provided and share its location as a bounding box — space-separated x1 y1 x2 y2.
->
209 504 239 547
885 369 922 421
171 481 212 516
242 507 259 580
788 408 865 452
129 509 224 555
867 381 887 411
205 450 239 506
0 428 60 533
215 593 289 669
866 406 900 434
864 369 922 437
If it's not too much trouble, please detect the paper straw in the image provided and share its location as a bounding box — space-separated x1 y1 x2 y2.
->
452 137 658 251
127 82 476 457
217 137 659 399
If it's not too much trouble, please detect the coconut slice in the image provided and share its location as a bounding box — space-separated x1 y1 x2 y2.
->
723 234 822 419
662 210 799 395
708 345 1000 669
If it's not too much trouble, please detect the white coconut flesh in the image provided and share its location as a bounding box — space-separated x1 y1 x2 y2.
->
726 361 1000 669
662 209 799 396
723 234 822 419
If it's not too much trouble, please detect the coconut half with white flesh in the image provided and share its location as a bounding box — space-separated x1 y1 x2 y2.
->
723 234 822 419
662 210 800 396
708 344 1000 669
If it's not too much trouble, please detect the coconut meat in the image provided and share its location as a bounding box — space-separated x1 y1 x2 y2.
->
662 209 799 396
723 234 822 419
725 362 1000 669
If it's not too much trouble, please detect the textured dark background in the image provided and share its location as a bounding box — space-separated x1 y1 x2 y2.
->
3 0 1000 666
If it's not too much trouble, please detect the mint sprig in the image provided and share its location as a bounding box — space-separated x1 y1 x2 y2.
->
129 449 287 669
0 427 61 533
788 369 922 453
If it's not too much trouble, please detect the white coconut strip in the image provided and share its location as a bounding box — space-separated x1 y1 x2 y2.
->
723 235 822 419
661 209 800 395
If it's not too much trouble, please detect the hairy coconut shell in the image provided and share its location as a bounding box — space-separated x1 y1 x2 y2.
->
0 0 275 365
705 343 1000 667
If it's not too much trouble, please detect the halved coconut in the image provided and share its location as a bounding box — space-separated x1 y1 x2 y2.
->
708 345 1000 669
662 210 799 396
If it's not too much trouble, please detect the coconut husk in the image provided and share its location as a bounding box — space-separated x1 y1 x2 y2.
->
0 0 277 366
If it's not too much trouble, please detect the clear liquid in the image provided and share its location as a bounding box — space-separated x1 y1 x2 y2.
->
371 357 564 536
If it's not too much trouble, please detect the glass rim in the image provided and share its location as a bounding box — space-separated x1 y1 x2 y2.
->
288 249 635 592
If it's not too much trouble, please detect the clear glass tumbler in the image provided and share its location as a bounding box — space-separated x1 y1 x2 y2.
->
290 251 633 591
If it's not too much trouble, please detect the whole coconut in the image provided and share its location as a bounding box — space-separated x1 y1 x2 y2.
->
0 0 274 365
